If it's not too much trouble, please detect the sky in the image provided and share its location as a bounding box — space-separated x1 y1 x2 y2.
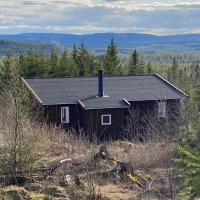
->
0 0 200 35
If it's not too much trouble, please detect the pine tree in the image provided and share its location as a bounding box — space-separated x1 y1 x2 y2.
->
128 49 139 75
103 38 121 75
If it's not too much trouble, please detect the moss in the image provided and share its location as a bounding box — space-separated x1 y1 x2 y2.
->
24 183 43 192
0 190 11 200
3 186 29 200
127 173 137 183
41 185 68 198
30 192 48 200
142 174 152 181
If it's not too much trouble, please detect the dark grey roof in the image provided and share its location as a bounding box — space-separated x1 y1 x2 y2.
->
79 96 130 110
22 74 187 108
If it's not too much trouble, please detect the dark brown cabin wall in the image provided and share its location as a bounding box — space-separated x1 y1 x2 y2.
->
43 104 81 131
128 99 181 136
28 88 182 139
84 108 129 140
166 99 181 134
77 104 86 131
128 100 157 134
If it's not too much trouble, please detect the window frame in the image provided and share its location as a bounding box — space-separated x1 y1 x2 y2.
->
158 101 167 118
61 107 69 124
101 114 111 125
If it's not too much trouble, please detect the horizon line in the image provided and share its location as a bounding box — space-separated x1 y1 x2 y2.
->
1 32 200 37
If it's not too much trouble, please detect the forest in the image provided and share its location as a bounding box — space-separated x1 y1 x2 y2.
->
0 38 200 199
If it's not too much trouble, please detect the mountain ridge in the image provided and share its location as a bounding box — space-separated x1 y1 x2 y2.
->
0 32 200 50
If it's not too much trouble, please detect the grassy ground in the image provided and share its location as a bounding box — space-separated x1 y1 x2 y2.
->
0 124 180 200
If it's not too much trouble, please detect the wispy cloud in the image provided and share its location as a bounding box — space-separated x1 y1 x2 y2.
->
0 0 200 34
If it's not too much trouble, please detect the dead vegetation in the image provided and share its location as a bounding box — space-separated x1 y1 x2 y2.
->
0 121 181 199
0 85 181 199
0 118 181 200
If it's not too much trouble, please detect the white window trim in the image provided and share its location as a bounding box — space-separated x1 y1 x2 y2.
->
61 107 69 124
101 114 111 125
158 101 167 118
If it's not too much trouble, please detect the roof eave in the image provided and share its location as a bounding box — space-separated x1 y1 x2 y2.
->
84 106 130 110
21 77 43 104
154 74 188 98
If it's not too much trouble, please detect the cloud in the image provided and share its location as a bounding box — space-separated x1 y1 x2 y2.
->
0 0 200 35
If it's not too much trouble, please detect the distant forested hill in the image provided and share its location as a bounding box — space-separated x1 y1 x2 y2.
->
0 39 61 56
1 33 200 50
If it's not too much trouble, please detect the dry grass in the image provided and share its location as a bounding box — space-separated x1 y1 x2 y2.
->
108 140 176 170
96 184 139 200
0 116 179 200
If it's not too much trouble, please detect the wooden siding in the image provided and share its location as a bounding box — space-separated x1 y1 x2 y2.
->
28 89 181 139
84 108 129 140
43 104 82 131
128 100 181 137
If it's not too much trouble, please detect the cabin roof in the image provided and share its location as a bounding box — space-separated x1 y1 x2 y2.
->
22 74 187 108
78 97 130 110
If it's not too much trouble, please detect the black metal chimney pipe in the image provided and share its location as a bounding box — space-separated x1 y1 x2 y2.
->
98 69 104 97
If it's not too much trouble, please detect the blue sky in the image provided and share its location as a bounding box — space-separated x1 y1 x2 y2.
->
0 0 200 35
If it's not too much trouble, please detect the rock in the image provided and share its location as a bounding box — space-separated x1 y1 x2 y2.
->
111 161 129 174
64 175 73 186
94 145 109 160
75 176 87 190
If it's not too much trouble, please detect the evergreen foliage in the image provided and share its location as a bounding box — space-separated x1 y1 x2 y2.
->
128 49 153 75
128 49 139 75
103 38 121 75
177 124 200 200
0 58 43 182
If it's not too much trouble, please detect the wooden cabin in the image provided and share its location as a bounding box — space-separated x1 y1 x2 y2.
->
22 70 187 140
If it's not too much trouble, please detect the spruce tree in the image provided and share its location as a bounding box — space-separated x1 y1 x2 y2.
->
177 126 200 200
78 43 89 76
171 57 178 80
49 48 58 77
0 56 12 87
194 80 200 112
58 48 69 77
19 51 46 77
139 56 146 74
72 44 78 66
72 43 96 77
128 49 139 75
103 38 121 75
147 62 153 74
195 64 200 84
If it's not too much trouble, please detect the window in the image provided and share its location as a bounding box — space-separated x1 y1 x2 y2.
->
101 114 111 125
61 107 69 123
158 101 167 118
